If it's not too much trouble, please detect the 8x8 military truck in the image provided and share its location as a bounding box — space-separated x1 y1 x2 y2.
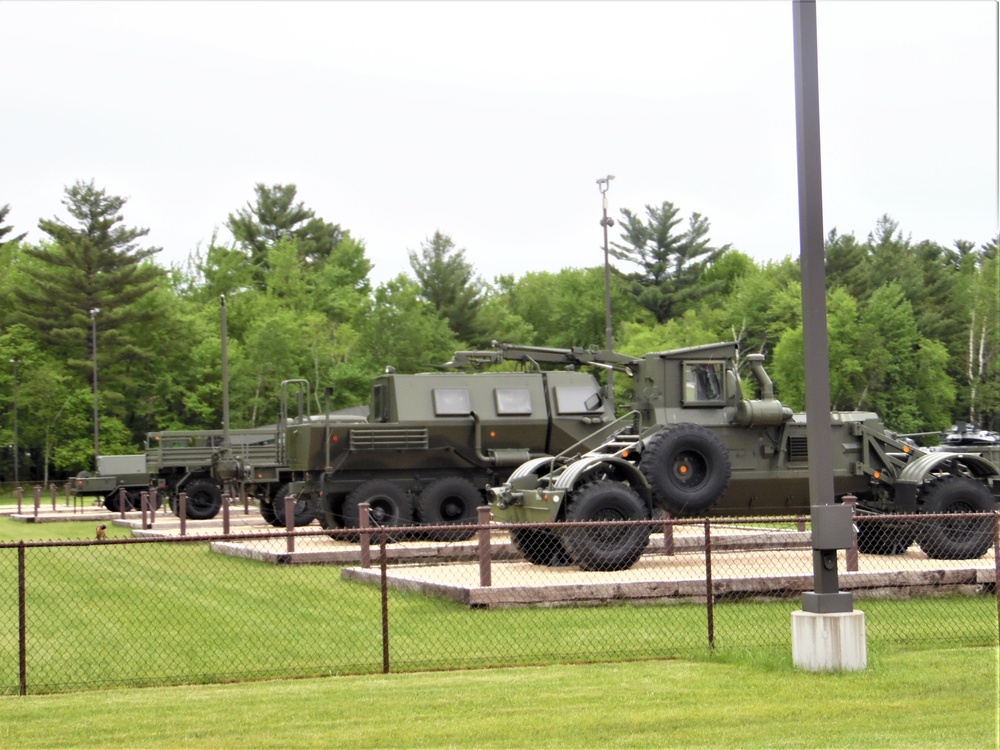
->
484 342 1000 570
284 347 626 539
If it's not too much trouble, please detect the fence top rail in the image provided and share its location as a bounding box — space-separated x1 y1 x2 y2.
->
2 511 995 550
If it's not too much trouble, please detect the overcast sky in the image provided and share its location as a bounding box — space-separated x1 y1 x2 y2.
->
2 1 997 286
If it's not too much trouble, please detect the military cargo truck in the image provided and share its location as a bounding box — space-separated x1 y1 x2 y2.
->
71 454 154 510
285 348 623 539
485 342 1000 570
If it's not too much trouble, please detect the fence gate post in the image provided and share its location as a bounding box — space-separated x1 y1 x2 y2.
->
477 506 492 587
843 495 858 572
284 495 294 554
359 502 371 568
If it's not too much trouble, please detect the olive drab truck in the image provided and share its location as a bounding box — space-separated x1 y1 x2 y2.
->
283 344 633 540
485 341 1000 571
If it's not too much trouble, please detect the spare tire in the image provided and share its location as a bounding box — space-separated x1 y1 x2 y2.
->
639 424 730 517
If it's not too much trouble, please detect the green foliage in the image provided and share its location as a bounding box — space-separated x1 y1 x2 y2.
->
0 202 26 247
612 200 729 323
357 275 459 373
226 183 347 288
408 231 486 346
2 182 997 479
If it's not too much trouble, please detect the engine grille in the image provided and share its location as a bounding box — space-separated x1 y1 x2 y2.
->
349 428 429 450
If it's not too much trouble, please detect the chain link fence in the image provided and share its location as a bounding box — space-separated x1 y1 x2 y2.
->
2 511 997 695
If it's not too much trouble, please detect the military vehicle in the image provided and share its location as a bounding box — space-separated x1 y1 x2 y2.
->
284 347 623 540
147 380 366 523
484 342 1000 570
71 454 155 510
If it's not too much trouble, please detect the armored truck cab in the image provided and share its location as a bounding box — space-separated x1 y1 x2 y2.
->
285 366 614 537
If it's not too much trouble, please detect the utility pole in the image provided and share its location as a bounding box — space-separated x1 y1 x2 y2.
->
9 359 17 485
90 307 100 470
597 175 616 407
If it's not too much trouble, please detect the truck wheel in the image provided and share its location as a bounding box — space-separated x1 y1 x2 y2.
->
416 477 481 541
270 484 317 527
916 476 995 559
855 518 915 555
560 479 651 571
343 480 412 542
639 424 731 517
179 479 223 520
103 491 124 512
510 528 571 566
259 498 278 526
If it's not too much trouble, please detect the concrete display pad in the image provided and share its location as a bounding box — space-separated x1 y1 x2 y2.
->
340 548 997 609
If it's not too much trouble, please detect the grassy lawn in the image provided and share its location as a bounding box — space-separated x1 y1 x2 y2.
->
0 647 996 749
0 514 998 747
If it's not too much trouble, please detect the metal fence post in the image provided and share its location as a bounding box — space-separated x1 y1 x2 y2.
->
50 483 56 511
119 487 127 520
18 540 27 695
663 511 675 556
150 487 157 526
179 493 187 537
380 526 390 674
141 491 149 530
16 485 22 514
359 502 371 568
994 512 999 648
223 493 231 536
705 517 714 651
477 506 492 587
33 485 40 521
64 481 70 506
843 495 858 572
285 495 295 554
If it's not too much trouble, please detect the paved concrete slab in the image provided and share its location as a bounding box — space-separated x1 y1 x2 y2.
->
341 546 997 609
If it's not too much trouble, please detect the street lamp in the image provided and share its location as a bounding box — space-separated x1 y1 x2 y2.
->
90 307 100 470
597 175 616 406
9 359 17 485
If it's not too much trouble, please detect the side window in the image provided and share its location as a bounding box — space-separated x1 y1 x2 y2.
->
683 361 725 406
554 386 603 415
495 388 532 415
372 384 387 422
433 388 471 416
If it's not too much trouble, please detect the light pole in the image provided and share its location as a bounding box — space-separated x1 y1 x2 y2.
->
9 359 17 485
90 307 100 470
597 175 616 406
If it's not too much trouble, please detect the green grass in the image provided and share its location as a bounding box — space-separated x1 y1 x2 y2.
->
1 515 997 702
0 647 996 749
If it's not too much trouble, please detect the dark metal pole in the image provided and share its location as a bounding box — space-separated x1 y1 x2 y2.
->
597 175 616 408
793 0 852 613
89 308 100 470
10 359 18 485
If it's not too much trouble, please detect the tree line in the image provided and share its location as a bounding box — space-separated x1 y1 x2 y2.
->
0 181 996 481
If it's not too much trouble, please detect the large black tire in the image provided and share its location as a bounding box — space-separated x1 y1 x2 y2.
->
916 476 996 559
342 480 413 542
259 498 278 526
179 479 223 520
270 484 317 527
104 489 128 512
415 477 481 541
510 527 572 566
560 479 651 571
639 424 731 517
855 517 916 555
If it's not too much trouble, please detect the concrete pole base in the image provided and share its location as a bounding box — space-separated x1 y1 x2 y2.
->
791 610 867 672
